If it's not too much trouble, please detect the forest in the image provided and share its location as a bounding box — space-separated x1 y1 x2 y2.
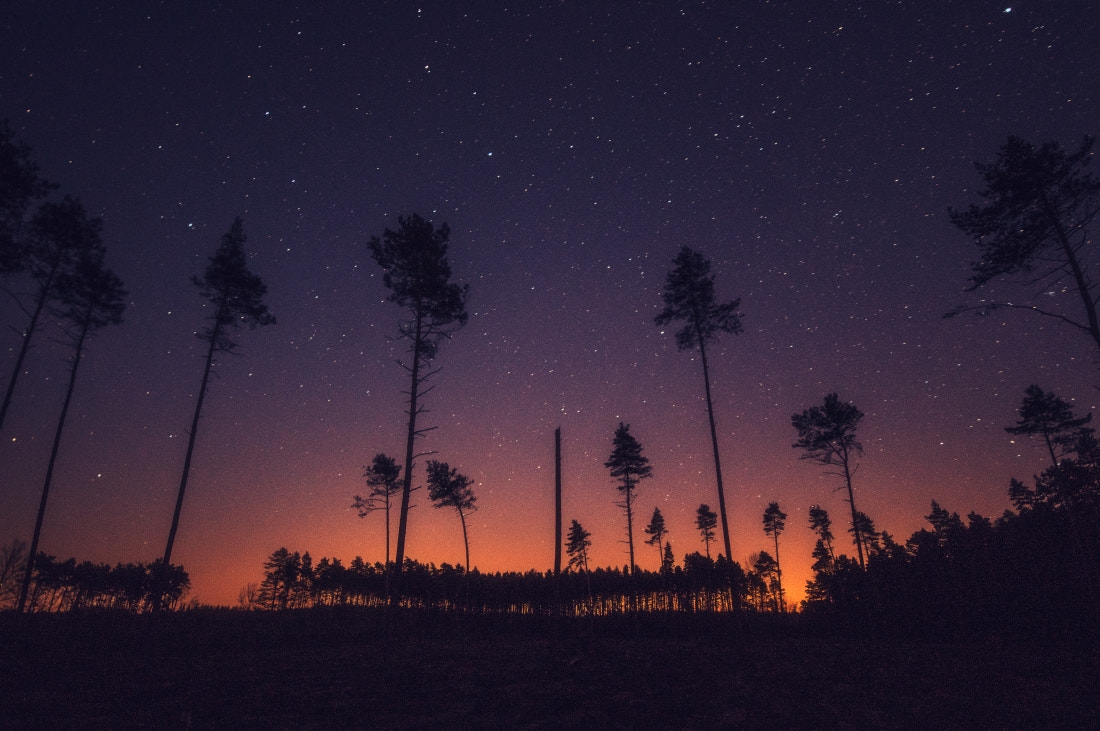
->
2 124 1099 643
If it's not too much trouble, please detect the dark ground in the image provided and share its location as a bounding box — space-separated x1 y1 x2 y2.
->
1 608 1097 729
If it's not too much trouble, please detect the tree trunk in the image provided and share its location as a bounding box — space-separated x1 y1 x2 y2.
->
554 427 562 576
697 337 733 562
162 319 220 568
843 456 865 569
393 312 424 584
17 317 89 612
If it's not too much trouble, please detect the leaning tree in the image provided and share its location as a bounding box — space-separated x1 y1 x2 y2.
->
161 218 275 572
16 245 126 612
426 460 477 573
605 422 652 574
1 197 97 431
792 393 868 568
655 246 742 562
368 214 469 575
948 136 1100 361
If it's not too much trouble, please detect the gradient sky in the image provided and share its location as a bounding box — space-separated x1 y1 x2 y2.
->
2 1 1098 606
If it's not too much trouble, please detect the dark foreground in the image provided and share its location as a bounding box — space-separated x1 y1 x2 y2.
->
1 608 1097 729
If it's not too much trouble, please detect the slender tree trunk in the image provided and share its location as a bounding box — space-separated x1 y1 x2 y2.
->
843 456 865 569
393 313 424 581
554 427 562 576
162 320 220 568
625 481 636 574
772 531 785 612
17 318 89 612
459 507 470 573
0 270 57 432
697 338 733 562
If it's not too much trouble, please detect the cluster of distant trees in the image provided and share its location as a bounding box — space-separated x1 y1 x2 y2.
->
0 541 189 612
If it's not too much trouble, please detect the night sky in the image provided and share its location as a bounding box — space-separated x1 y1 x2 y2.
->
2 2 1098 606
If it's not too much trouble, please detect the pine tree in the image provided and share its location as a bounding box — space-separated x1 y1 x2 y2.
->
161 218 274 574
16 233 126 613
655 246 742 561
762 502 787 612
792 393 867 568
605 423 652 574
368 214 469 578
643 506 669 566
695 503 718 558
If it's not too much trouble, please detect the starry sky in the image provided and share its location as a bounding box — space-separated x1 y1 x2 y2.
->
2 1 1098 606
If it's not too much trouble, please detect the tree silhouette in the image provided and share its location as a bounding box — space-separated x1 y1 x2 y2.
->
655 246 743 561
1006 384 1093 467
605 423 652 574
762 501 787 612
565 518 593 605
808 505 836 565
426 460 477 572
948 136 1100 357
565 519 592 573
161 218 274 573
643 506 669 566
352 453 403 565
695 503 718 559
0 539 27 609
0 120 54 275
368 213 469 577
0 197 98 431
17 247 126 612
792 393 868 568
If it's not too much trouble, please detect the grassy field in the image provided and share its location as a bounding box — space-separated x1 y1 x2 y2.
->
1 608 1097 729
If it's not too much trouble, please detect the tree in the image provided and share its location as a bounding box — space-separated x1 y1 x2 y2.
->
695 503 718 558
0 120 54 274
792 393 868 568
850 511 880 557
749 551 780 611
352 453 403 565
660 542 675 575
368 213 469 576
0 197 98 431
0 539 27 609
605 423 652 573
643 506 668 565
17 246 126 612
655 246 743 561
762 501 787 611
565 519 592 574
808 505 836 565
161 218 275 572
1006 384 1093 467
426 460 477 572
948 136 1100 357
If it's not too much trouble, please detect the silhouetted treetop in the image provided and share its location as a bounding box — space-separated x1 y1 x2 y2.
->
1006 384 1093 467
655 245 742 351
948 135 1100 356
193 217 275 350
950 136 1098 290
368 213 469 343
0 120 54 272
